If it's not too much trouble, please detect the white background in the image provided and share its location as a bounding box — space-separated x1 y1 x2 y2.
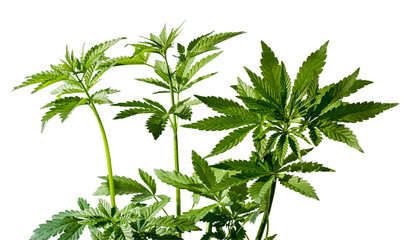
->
1 0 407 239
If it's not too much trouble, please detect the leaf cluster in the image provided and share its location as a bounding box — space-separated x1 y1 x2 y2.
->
114 25 244 139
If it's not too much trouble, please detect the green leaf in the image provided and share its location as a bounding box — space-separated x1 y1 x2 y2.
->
292 41 328 100
50 82 84 97
135 77 170 90
275 133 289 164
114 108 157 120
94 176 150 196
41 97 87 132
318 121 363 152
288 134 301 161
277 174 319 200
211 172 269 192
259 41 281 102
139 196 170 219
146 111 169 139
181 204 219 223
208 124 257 157
14 70 67 91
231 77 260 99
191 151 216 189
319 101 398 123
183 115 255 131
77 198 90 211
279 161 335 173
30 210 80 240
195 95 255 119
147 216 201 232
138 169 156 195
249 176 275 203
312 69 360 118
308 125 323 146
281 148 314 167
188 31 245 56
57 223 85 240
245 67 277 103
91 88 120 105
212 159 269 175
186 52 222 80
154 169 208 196
265 234 278 240
83 38 125 68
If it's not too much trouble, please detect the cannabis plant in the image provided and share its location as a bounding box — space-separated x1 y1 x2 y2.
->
184 41 398 239
112 25 244 218
14 38 148 207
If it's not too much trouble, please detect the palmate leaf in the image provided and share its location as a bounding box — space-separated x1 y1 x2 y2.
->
317 121 363 152
191 151 216 189
319 101 398 123
94 175 150 196
277 174 319 200
183 115 255 131
292 41 328 101
281 148 314 167
208 124 257 157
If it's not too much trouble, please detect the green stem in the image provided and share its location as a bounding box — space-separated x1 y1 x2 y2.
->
255 181 277 240
76 77 116 206
89 102 116 206
162 54 182 238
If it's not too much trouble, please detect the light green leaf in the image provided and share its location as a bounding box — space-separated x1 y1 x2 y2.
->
249 177 275 203
182 204 219 223
30 210 80 240
154 169 208 196
135 77 170 90
91 88 120 105
278 174 319 200
308 125 323 146
186 52 222 80
147 216 201 232
275 133 289 164
50 82 84 97
84 38 125 68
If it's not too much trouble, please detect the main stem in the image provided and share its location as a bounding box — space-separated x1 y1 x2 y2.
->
255 181 277 240
163 54 181 218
